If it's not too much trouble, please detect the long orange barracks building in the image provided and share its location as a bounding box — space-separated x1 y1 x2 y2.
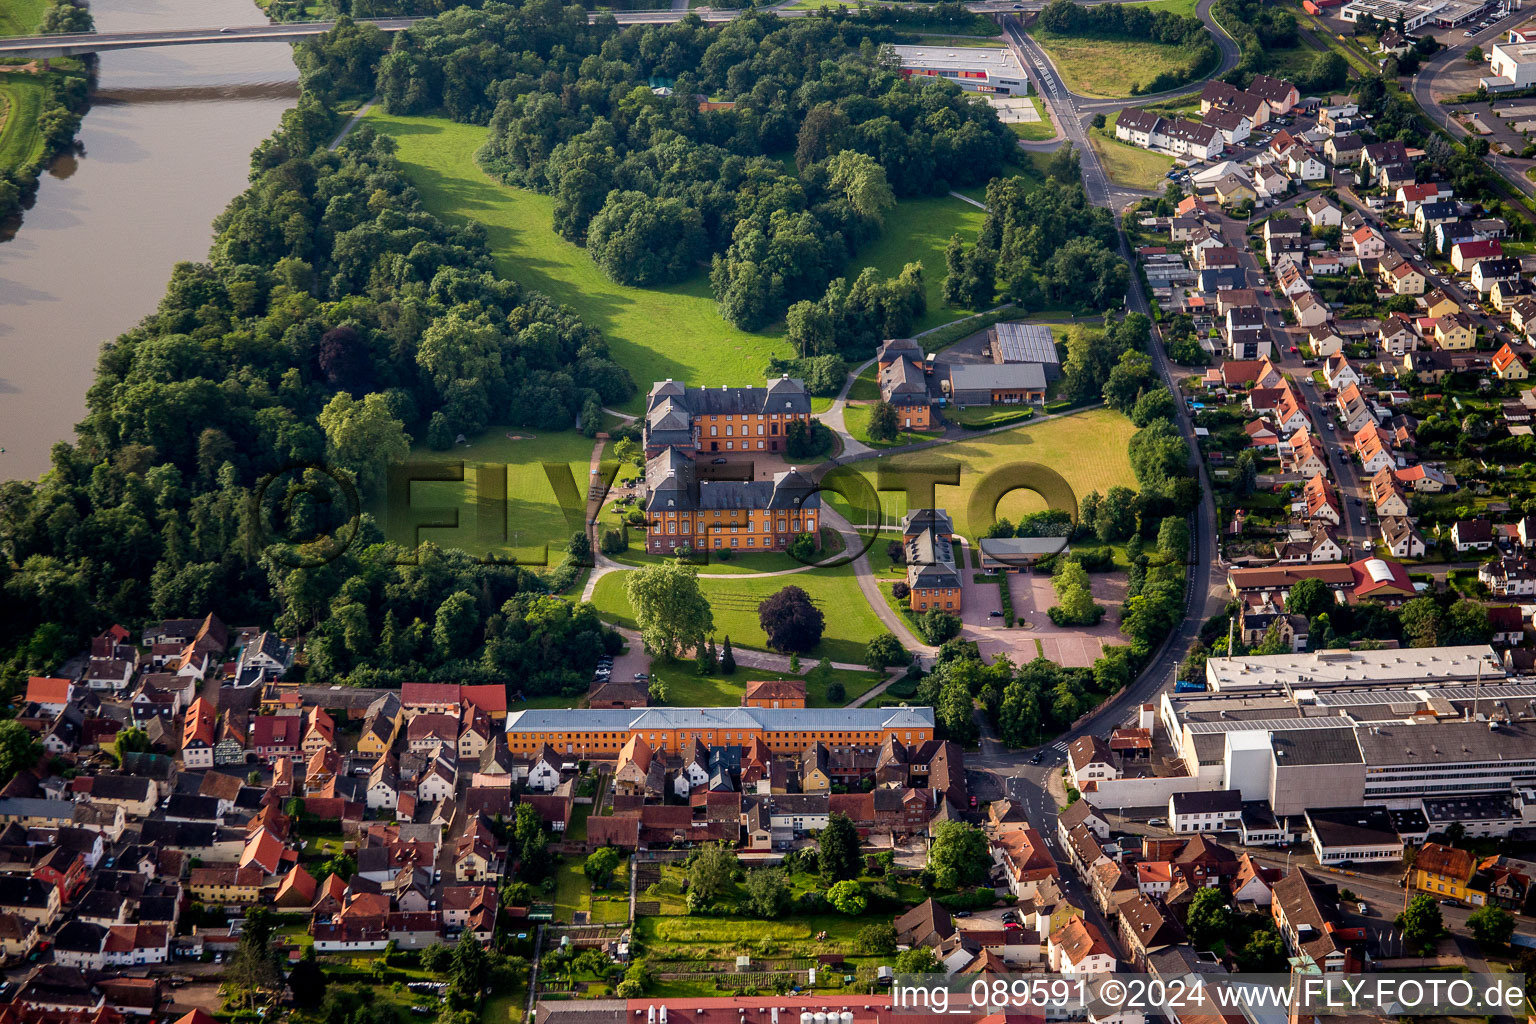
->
502 706 936 758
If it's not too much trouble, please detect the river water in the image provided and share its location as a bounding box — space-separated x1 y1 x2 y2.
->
0 0 299 481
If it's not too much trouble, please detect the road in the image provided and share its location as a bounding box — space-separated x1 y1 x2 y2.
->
1016 0 1242 114
984 9 1227 933
1216 201 1373 550
1003 19 1144 208
0 0 1164 57
1411 16 1536 204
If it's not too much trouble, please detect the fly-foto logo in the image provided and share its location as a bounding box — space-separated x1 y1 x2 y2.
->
249 455 1085 569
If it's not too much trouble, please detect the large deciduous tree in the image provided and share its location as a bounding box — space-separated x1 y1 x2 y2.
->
758 585 824 653
626 561 714 660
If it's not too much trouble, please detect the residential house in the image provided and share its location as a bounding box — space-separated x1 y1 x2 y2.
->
1381 516 1426 558
1435 312 1476 350
1494 344 1529 381
1451 238 1504 272
1452 519 1495 553
1350 225 1386 259
1472 258 1522 295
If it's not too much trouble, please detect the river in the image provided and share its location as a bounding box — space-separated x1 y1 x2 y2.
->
0 0 299 481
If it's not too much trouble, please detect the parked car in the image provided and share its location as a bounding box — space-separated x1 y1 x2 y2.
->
1147 817 1166 826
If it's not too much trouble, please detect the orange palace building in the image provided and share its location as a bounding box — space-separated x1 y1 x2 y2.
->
502 706 936 759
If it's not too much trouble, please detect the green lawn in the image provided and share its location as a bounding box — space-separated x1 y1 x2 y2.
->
652 663 882 707
0 0 45 36
1126 0 1199 15
1029 29 1210 98
589 561 887 662
367 429 596 564
552 854 630 925
1008 95 1058 142
0 76 47 171
370 113 996 414
914 34 1006 47
822 406 1139 539
843 402 937 447
847 193 989 333
1089 127 1176 190
848 364 881 402
368 113 794 415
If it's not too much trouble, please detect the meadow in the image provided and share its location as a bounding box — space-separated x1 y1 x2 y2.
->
367 429 597 564
822 406 1139 538
368 113 994 412
0 76 47 172
1029 29 1210 98
589 560 887 662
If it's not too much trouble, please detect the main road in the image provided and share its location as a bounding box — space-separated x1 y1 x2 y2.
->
0 0 1237 60
1411 13 1536 202
993 7 1226 879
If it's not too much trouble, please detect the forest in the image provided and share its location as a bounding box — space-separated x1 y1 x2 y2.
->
942 151 1129 315
0 93 626 695
293 5 1132 335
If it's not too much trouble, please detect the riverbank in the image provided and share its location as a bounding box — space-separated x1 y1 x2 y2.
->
0 1 94 237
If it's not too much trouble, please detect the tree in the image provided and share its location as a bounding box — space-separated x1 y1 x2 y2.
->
687 842 737 909
433 591 479 660
743 867 793 918
316 391 411 501
1443 600 1493 645
225 907 284 1009
695 635 717 675
287 946 328 1008
1132 388 1176 426
856 922 898 954
1103 350 1156 412
1185 887 1231 949
916 608 962 644
626 561 714 660
420 943 452 974
1468 904 1515 949
865 632 906 670
828 880 867 914
928 822 989 890
817 812 862 881
1399 596 1443 647
447 933 489 1007
1157 517 1189 563
719 635 736 674
1396 894 1444 954
584 847 621 890
586 191 708 286
1235 927 1286 971
894 947 940 973
758 586 824 653
867 401 900 442
1285 577 1332 620
0 722 39 787
826 151 896 224
114 726 151 757
1051 559 1102 626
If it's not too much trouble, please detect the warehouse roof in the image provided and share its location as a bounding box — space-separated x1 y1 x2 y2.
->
1205 645 1503 690
506 706 936 734
991 322 1061 365
949 363 1047 393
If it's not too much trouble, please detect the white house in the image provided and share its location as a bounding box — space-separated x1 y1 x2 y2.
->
1067 736 1119 789
1169 790 1243 834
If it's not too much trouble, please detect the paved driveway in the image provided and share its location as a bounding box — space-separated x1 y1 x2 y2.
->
1003 570 1128 668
